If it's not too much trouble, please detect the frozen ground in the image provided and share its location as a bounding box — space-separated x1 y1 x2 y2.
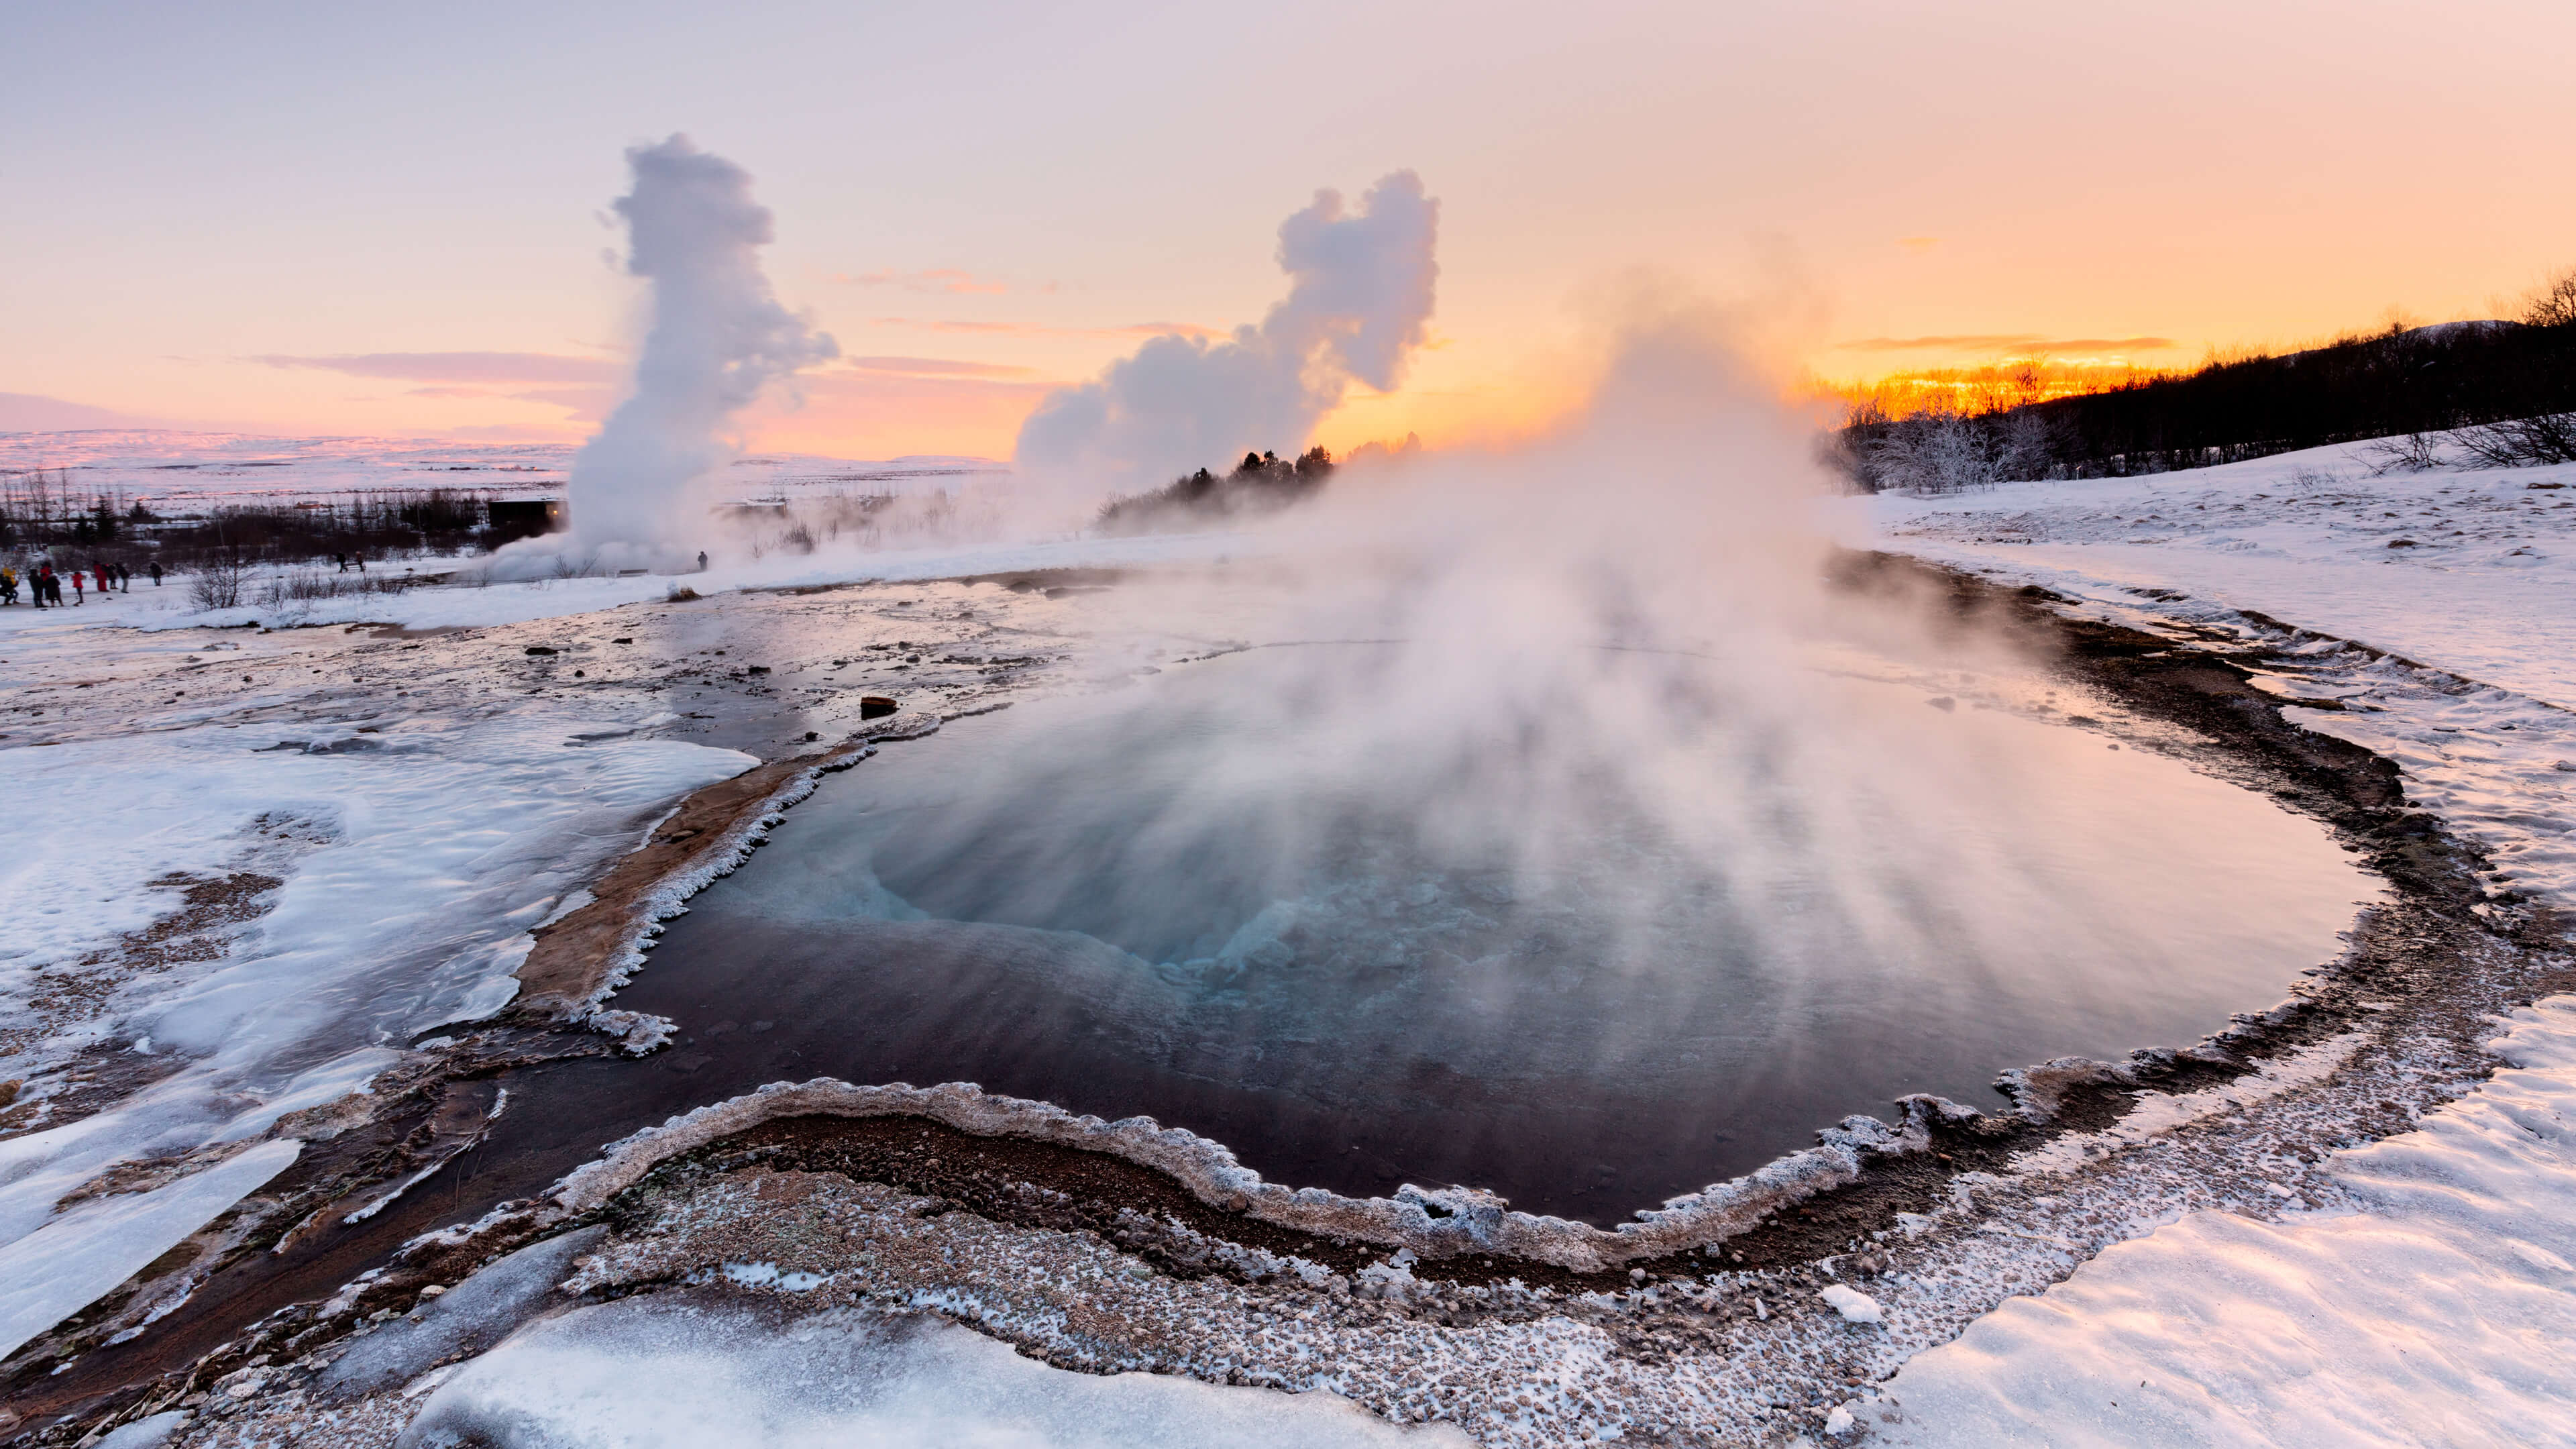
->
1846 445 2576 706
1843 445 2576 1446
5 434 2573 1446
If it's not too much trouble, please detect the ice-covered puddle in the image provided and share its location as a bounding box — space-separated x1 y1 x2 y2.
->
393 1296 1467 1449
621 644 2374 1222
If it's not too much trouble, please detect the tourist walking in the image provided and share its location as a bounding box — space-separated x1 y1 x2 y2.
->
0 567 17 605
148 560 164 586
70 568 84 605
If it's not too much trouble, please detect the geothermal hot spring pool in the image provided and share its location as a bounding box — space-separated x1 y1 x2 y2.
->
620 645 2373 1224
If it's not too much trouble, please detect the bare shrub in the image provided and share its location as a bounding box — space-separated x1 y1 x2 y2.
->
2363 432 2447 474
254 568 429 607
2455 413 2576 468
187 551 249 610
2520 266 2576 329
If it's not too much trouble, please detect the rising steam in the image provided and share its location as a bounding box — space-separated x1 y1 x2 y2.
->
802 299 2361 1204
498 136 835 574
1014 172 1438 494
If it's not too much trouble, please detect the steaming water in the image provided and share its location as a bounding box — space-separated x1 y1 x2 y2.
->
630 647 2371 1222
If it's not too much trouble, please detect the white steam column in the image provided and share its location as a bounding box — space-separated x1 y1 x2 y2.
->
505 135 836 574
1014 171 1438 497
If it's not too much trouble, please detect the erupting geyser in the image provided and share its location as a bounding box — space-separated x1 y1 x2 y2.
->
497 136 835 575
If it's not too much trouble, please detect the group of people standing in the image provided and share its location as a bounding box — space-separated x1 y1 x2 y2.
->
0 559 158 607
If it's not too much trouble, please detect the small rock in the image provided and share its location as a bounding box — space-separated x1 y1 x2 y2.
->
524 646 557 655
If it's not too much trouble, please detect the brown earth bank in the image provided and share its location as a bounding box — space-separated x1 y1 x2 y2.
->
5 553 2565 1443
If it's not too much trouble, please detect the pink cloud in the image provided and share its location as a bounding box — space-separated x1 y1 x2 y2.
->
839 355 1038 378
868 316 1219 341
506 386 618 421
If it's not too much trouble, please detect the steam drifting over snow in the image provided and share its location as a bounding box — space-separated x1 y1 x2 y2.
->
1015 172 1438 496
499 136 836 573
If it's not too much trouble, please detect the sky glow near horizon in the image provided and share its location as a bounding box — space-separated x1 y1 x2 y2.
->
5 0 2573 462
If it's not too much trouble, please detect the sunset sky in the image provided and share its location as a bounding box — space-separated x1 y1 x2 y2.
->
6 0 2573 461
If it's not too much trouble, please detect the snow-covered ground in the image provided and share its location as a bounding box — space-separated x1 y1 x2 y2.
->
0 682 757 1360
8 429 2575 1446
1847 446 2576 706
1843 445 2576 1446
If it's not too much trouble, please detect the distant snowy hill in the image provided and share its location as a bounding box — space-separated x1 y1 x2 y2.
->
0 429 1005 511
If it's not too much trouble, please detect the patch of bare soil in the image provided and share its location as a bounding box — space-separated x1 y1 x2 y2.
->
0 869 284 1142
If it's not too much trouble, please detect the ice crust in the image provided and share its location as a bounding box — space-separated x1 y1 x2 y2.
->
548 1075 1929 1272
392 1297 1470 1448
323 1226 608 1397
0 1138 299 1361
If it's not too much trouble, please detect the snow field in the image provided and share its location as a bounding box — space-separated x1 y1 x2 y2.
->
1875 998 2576 1448
1851 441 2576 1446
1854 443 2576 707
0 706 754 1354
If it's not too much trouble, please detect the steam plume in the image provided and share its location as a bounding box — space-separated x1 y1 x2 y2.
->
506 136 835 572
1014 172 1437 492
